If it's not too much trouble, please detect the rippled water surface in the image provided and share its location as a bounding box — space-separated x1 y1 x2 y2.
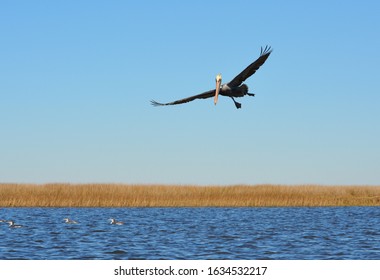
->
0 207 379 259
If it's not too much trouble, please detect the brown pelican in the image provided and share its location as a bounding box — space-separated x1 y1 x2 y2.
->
151 46 272 109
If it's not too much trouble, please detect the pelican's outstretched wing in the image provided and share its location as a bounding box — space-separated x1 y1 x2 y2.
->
151 89 215 106
227 46 272 88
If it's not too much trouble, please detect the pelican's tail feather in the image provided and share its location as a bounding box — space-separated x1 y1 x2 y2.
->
240 84 249 94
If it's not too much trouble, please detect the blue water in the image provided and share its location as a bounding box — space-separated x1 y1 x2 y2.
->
0 207 379 259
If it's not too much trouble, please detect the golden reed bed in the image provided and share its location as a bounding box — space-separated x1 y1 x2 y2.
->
1 183 380 207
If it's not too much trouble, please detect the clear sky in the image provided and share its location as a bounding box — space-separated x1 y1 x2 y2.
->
1 1 379 185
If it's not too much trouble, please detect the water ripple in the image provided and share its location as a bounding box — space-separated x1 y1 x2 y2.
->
0 207 379 259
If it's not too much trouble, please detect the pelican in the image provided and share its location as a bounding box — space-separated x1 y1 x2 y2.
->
63 218 78 224
109 218 124 225
7 220 23 228
151 46 272 109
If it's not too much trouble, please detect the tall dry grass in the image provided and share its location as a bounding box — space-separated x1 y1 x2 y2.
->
0 183 380 207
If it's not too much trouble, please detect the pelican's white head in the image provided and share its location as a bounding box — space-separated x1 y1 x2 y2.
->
215 73 222 83
214 73 222 105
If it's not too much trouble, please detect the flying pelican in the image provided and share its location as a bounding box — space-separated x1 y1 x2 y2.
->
63 218 78 224
7 220 23 228
109 218 124 225
151 46 272 109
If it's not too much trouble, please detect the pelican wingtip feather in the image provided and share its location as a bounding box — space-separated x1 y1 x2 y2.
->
260 45 272 56
150 100 164 106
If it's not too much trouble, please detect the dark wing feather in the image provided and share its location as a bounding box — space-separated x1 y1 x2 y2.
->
151 89 215 106
227 46 272 88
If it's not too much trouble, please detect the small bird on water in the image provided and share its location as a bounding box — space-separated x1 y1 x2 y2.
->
7 220 23 228
109 218 124 225
63 218 78 224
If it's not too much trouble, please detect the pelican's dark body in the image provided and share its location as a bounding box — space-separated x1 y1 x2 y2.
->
220 83 249 98
151 46 272 109
217 84 253 108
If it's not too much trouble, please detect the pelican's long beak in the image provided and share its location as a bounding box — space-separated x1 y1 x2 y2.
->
214 74 222 105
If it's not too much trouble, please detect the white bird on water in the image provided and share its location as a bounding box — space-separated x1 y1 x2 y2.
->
109 218 124 225
63 218 78 224
7 220 23 228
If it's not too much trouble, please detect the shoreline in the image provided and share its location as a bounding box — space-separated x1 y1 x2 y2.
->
1 183 380 207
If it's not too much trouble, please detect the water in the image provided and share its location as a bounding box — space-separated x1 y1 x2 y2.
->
0 207 379 259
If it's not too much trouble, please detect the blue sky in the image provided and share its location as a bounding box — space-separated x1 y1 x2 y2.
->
1 1 379 185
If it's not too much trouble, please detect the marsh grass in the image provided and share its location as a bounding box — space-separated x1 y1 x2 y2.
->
1 183 380 207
